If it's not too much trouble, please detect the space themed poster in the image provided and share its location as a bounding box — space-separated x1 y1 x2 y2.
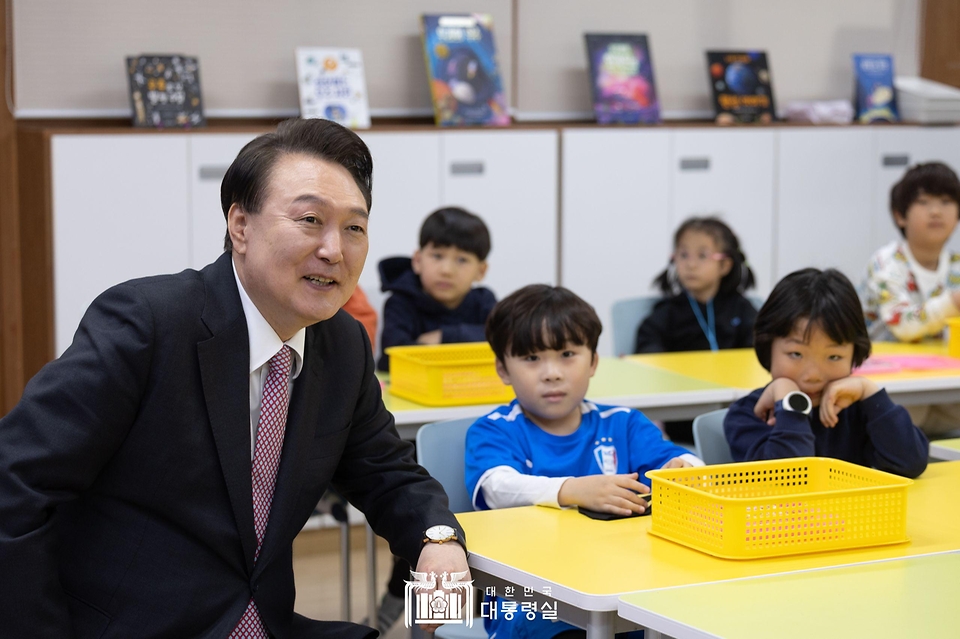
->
126 55 204 128
706 51 776 124
853 54 899 124
584 33 660 124
420 14 510 126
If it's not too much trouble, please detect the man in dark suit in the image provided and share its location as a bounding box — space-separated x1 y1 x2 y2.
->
0 119 469 638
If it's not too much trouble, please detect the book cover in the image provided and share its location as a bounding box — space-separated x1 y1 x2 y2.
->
706 51 775 124
126 54 204 128
584 34 660 124
420 13 510 126
853 54 899 123
296 48 371 129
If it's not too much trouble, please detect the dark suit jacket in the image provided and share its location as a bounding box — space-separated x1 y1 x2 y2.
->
0 252 463 639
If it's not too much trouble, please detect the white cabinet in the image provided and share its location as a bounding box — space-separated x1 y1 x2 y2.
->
50 134 190 355
561 129 672 357
440 131 558 300
671 130 776 295
358 131 442 343
776 129 875 285
189 134 259 269
872 127 960 254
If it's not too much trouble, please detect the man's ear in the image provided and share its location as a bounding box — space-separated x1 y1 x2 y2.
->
411 249 423 275
494 358 511 386
227 204 249 254
475 260 488 282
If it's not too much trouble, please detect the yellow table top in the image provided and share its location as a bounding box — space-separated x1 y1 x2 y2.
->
627 341 960 390
456 461 960 609
381 356 733 423
618 552 960 639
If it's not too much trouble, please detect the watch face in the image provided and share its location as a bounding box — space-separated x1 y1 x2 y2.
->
426 525 456 540
786 393 810 413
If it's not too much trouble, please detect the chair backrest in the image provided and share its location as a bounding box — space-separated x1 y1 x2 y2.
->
416 417 476 513
747 295 765 311
611 296 660 357
692 408 734 465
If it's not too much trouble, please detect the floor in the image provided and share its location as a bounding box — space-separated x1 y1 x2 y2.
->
293 525 411 639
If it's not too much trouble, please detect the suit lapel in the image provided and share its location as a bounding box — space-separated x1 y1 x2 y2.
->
197 254 259 573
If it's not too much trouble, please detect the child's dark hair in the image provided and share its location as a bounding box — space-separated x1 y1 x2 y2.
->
754 268 871 371
890 162 960 237
419 206 491 260
653 216 755 296
486 285 602 362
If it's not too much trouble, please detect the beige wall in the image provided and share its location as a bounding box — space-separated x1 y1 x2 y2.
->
13 0 918 119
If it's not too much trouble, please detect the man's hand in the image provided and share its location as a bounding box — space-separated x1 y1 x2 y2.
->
414 541 471 632
557 473 650 516
754 378 801 426
416 329 443 345
819 377 880 427
661 457 694 469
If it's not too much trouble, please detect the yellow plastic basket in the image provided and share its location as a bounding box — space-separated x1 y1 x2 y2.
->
645 457 912 560
385 342 515 407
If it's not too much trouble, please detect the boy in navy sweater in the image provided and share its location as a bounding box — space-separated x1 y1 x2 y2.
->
377 206 496 371
724 268 928 479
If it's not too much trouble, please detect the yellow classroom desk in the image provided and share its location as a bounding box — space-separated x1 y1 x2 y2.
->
930 437 960 461
456 461 960 639
628 341 960 407
618 552 960 639
381 357 736 438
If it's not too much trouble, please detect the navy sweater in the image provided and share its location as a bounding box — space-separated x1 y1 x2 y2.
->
635 292 756 354
377 256 496 371
724 386 929 479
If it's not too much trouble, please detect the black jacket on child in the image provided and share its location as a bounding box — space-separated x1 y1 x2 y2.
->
635 291 757 353
377 256 497 371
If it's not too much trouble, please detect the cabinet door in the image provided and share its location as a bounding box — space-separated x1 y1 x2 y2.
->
440 130 558 301
51 134 190 355
359 131 442 344
671 130 776 295
562 129 672 357
872 127 960 253
776 129 874 285
189 134 259 269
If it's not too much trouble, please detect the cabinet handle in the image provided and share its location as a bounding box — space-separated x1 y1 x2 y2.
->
450 161 485 176
198 165 230 181
882 154 910 168
679 157 710 171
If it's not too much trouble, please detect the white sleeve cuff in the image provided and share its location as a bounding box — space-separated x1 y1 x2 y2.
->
477 466 572 510
680 453 705 467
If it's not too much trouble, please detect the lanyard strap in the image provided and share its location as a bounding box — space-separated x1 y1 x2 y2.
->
686 293 719 351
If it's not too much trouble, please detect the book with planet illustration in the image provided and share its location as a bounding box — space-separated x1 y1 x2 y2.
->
706 50 776 124
853 54 899 123
420 13 510 126
295 47 371 129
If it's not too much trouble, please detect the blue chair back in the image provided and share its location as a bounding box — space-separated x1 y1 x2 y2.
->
416 417 476 513
611 296 660 357
692 408 734 465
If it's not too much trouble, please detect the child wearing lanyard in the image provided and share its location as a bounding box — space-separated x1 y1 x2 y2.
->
635 216 759 441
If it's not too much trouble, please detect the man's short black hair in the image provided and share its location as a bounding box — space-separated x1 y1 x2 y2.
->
486 284 602 362
890 162 960 238
220 118 373 251
419 207 491 261
754 268 871 371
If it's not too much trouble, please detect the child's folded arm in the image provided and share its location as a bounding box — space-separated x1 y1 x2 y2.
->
865 263 959 341
477 466 571 509
860 389 930 479
440 323 487 344
724 392 816 462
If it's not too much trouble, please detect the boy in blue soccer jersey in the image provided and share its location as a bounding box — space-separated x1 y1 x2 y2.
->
466 284 702 639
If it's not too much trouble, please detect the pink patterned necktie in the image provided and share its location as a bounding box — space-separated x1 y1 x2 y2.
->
230 345 293 639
